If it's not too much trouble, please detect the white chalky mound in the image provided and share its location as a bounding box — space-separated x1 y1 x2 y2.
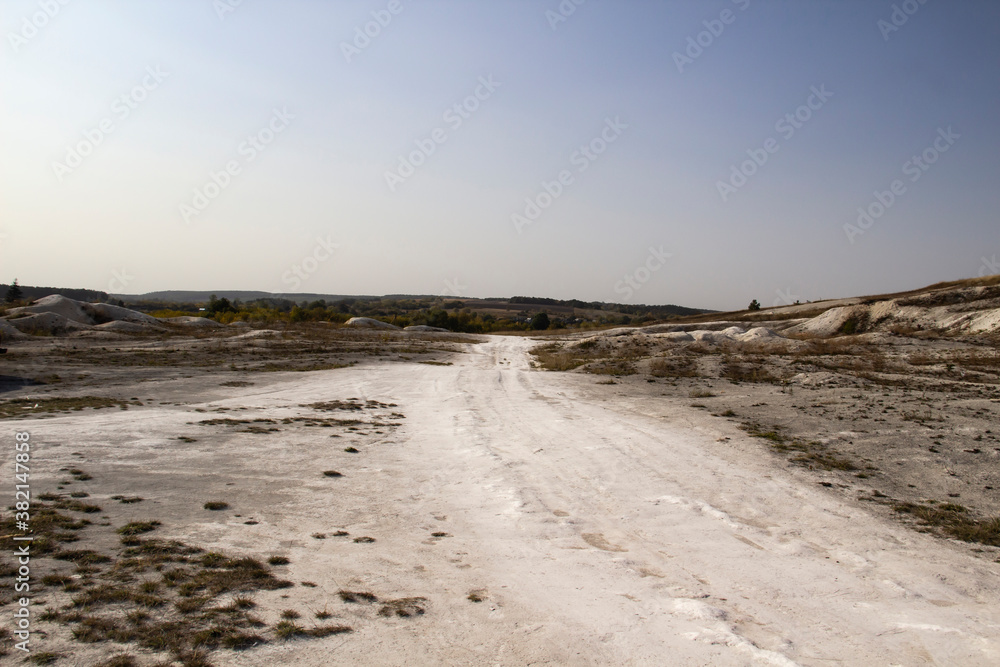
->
162 316 224 328
0 294 226 336
7 294 95 324
5 312 90 334
344 317 400 330
404 325 450 332
86 303 162 325
0 320 28 340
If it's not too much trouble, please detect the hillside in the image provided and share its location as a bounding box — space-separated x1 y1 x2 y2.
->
1 284 108 303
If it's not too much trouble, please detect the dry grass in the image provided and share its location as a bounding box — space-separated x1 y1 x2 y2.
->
649 355 699 378
0 396 137 419
722 356 780 384
117 521 161 537
0 503 91 557
741 423 858 471
530 342 589 371
338 590 378 604
38 532 305 661
790 338 857 356
531 337 651 374
93 656 139 667
893 502 1000 546
0 497 368 662
585 359 637 376
378 597 427 618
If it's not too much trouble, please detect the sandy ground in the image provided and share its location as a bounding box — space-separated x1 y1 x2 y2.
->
3 334 1000 665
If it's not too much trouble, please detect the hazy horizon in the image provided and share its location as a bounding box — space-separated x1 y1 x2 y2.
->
2 1 998 311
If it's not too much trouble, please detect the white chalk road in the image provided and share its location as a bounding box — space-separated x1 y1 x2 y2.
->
27 335 1000 665
293 335 999 665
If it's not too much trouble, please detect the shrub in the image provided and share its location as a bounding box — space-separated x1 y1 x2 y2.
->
530 312 550 330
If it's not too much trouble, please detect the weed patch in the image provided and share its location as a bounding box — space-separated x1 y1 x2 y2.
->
893 502 1000 546
0 397 137 419
378 597 427 618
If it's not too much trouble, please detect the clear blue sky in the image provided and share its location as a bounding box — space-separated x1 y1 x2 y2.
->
2 0 998 310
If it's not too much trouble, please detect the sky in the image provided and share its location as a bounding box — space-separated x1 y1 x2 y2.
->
1 0 998 311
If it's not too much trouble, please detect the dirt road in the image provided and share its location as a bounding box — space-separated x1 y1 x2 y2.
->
256 335 1000 665
21 335 1000 665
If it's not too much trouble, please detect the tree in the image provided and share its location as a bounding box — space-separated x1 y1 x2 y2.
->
5 279 23 303
206 294 235 315
747 299 761 311
530 312 550 330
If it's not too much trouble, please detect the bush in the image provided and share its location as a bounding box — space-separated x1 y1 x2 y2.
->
530 313 550 330
206 294 236 316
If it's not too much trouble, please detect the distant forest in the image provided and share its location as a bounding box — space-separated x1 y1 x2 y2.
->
2 284 714 333
1 284 108 303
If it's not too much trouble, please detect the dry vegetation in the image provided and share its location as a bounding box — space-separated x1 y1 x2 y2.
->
0 494 359 664
0 327 458 664
2 325 474 385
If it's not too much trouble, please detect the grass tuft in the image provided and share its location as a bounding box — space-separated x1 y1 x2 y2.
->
378 597 427 618
117 521 161 536
893 502 1000 546
338 590 378 604
274 620 307 640
309 624 352 637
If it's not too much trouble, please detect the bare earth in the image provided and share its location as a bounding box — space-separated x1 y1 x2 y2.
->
3 333 999 665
